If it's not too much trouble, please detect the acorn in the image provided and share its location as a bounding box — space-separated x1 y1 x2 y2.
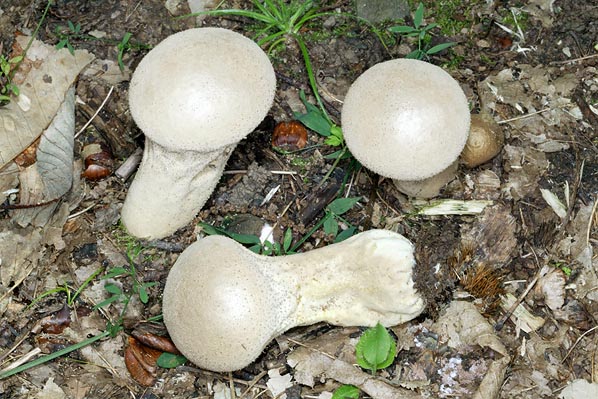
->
460 113 504 168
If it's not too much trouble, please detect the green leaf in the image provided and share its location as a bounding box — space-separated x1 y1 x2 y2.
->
157 352 187 368
355 323 397 373
9 55 23 64
93 295 121 310
388 25 416 33
227 232 262 245
103 283 122 295
406 49 425 59
413 3 424 29
426 42 456 55
67 20 75 31
102 267 128 279
138 286 149 303
248 244 262 254
282 227 293 253
56 38 68 50
198 222 222 236
323 149 352 160
334 226 357 243
323 216 338 237
326 197 361 215
332 385 360 399
324 125 344 146
294 90 332 136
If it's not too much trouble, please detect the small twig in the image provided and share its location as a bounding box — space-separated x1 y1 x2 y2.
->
495 264 547 331
75 86 115 139
0 348 41 375
562 325 598 363
67 203 96 220
588 195 598 246
239 370 267 399
115 147 143 181
550 53 598 65
286 337 336 360
229 372 237 399
497 107 558 125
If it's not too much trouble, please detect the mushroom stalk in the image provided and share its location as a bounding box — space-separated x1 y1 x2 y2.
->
120 28 276 239
121 141 233 238
163 229 425 372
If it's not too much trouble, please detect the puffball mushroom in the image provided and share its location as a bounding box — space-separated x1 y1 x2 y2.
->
341 59 470 198
163 229 424 372
121 28 276 239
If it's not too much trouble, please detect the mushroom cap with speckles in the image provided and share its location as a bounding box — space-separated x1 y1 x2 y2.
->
128 28 276 152
341 59 470 181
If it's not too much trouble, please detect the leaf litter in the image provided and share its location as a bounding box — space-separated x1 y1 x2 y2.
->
0 0 597 398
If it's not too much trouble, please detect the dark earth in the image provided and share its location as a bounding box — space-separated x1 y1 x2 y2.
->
0 0 597 398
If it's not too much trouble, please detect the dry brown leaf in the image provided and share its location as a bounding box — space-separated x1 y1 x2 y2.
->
12 88 76 227
0 36 93 169
534 268 566 310
433 301 510 399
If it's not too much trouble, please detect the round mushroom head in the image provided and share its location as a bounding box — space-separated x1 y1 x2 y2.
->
128 28 276 152
162 236 289 372
341 59 470 181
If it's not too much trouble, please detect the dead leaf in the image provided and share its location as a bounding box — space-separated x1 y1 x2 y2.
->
500 293 545 333
11 88 76 227
125 336 162 387
534 268 566 310
267 368 293 398
433 301 510 399
0 36 93 169
559 379 598 399
38 377 67 399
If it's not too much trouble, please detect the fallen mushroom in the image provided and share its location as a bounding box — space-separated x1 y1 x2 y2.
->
341 59 470 198
121 28 276 239
163 229 425 372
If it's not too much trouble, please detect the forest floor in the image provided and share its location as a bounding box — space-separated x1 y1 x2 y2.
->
0 0 597 398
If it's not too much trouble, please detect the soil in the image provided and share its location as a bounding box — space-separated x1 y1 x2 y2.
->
0 1 597 398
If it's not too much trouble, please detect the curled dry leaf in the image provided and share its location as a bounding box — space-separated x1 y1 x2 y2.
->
125 336 163 387
272 120 308 151
13 137 40 168
40 303 72 334
130 328 181 355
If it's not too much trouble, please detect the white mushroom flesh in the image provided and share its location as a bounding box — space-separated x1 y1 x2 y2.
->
162 229 424 372
121 28 276 239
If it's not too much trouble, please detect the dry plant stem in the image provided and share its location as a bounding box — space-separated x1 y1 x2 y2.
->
495 266 548 331
229 372 236 399
562 325 598 363
551 53 598 64
115 147 143 181
239 370 268 399
0 348 41 375
588 195 598 245
74 85 114 138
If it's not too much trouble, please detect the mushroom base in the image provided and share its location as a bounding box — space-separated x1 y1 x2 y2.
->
393 160 459 199
121 140 234 239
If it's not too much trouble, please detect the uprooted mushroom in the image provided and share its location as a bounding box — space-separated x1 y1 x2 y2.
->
121 28 276 239
162 229 425 372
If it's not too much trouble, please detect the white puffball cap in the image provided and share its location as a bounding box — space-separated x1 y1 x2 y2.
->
129 28 276 152
341 59 470 181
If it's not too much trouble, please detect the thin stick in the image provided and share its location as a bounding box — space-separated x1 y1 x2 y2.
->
74 86 115 139
229 371 237 399
239 370 268 399
497 107 556 125
587 195 598 246
551 53 598 65
562 325 598 363
0 348 41 374
286 337 336 360
67 203 96 220
495 265 547 331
